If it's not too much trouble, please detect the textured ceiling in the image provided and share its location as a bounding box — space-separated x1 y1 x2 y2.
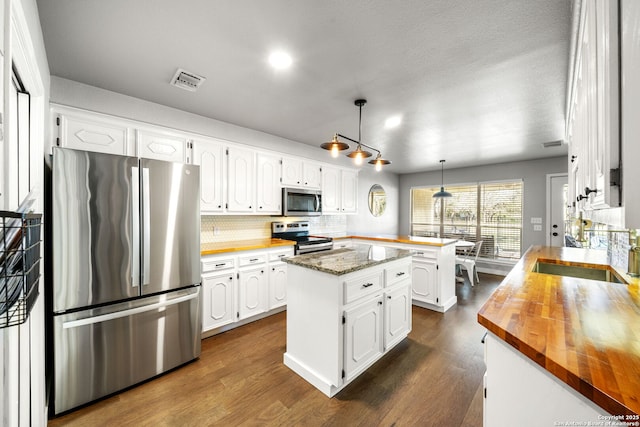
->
36 0 572 174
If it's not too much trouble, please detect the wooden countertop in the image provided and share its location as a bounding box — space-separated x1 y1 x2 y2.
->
478 245 640 416
341 234 458 247
201 238 295 256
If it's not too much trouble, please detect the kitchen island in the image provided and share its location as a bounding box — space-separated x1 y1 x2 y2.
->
283 244 412 397
478 245 640 424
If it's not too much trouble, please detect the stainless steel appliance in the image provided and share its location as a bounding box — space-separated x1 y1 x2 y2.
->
272 221 333 254
51 147 201 415
282 188 322 216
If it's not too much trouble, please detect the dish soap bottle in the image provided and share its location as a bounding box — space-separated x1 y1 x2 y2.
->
628 230 640 277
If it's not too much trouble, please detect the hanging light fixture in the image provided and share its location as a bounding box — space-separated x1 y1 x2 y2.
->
321 99 391 170
433 159 452 198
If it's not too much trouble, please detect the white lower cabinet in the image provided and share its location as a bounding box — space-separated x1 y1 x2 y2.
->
411 256 438 306
284 256 412 397
201 246 294 335
202 271 236 331
483 332 606 426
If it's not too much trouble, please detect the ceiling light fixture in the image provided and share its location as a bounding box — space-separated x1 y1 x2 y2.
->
384 115 402 129
268 51 292 69
321 99 391 170
433 160 452 198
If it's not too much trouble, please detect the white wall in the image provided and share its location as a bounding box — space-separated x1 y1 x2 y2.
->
1 0 50 426
399 156 568 253
347 167 400 235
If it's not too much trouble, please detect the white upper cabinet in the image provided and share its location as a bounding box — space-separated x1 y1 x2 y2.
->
227 146 255 212
55 108 134 156
322 166 358 214
256 152 282 214
281 157 322 189
136 128 187 163
567 0 620 210
192 137 225 213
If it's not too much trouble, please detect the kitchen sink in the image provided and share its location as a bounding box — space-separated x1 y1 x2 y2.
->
533 261 625 284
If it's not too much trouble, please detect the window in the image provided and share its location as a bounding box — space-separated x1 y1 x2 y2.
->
411 180 523 260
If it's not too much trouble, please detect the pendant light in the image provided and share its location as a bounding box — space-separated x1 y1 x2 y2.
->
321 99 391 170
433 160 452 198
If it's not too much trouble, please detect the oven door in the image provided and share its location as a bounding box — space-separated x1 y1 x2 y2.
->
282 188 322 216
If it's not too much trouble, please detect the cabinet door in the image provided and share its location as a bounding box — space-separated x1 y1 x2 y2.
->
340 170 358 213
238 266 267 320
343 296 384 381
57 111 132 156
384 285 411 350
269 262 287 309
256 153 282 214
281 157 303 187
303 161 322 189
412 258 437 305
227 147 255 212
192 138 224 213
136 129 187 163
202 272 236 331
321 166 341 214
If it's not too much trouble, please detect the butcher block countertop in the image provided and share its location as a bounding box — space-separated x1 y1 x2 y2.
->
201 238 295 256
339 234 458 247
478 245 640 416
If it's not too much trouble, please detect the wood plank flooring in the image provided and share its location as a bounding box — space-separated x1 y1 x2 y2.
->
48 274 502 427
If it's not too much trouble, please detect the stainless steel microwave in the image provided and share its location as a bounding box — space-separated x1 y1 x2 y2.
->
282 188 322 216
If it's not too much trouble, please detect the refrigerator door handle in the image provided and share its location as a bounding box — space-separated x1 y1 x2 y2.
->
142 167 151 286
62 290 199 329
131 166 141 287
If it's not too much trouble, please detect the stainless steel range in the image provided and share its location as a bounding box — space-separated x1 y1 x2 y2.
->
272 221 333 255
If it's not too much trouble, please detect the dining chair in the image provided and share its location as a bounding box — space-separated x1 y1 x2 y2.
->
455 240 483 286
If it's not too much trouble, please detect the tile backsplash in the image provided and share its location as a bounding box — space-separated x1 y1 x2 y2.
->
201 215 348 244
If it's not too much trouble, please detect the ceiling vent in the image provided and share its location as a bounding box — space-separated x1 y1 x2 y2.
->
170 68 206 92
542 140 563 148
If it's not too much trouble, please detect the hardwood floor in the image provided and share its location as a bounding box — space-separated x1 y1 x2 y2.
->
48 274 502 427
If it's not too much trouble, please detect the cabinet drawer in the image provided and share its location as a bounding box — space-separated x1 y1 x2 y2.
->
201 257 235 273
344 271 383 304
385 263 411 287
269 248 294 262
412 248 437 261
238 254 267 267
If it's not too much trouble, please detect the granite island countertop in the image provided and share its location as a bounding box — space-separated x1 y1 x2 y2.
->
478 245 640 416
284 244 412 275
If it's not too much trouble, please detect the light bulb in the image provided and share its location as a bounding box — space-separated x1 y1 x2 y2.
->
375 160 382 172
331 144 339 158
354 152 363 165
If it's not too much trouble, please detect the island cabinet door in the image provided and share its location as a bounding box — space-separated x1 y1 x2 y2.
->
383 285 411 350
343 296 384 381
411 258 438 305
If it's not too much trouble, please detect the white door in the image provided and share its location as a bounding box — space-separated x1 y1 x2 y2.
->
256 153 282 214
193 138 224 213
340 170 358 213
136 129 187 162
268 263 287 309
58 111 132 156
238 266 267 319
321 166 341 214
227 147 255 212
202 272 236 331
384 285 411 350
343 297 384 380
412 259 437 305
548 174 568 247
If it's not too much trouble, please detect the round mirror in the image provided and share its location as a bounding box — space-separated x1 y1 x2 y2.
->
368 184 386 217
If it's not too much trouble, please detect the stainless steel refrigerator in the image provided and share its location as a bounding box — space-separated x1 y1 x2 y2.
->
51 147 201 415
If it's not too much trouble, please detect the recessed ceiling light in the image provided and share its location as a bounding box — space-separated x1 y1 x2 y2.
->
268 51 292 70
385 115 402 129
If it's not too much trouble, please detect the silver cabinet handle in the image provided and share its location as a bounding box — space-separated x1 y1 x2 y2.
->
131 166 140 287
